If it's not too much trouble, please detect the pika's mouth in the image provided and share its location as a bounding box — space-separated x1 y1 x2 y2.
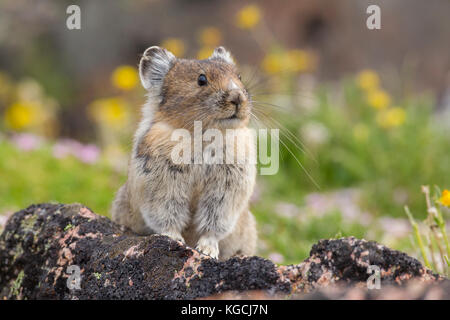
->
216 112 248 128
224 113 239 120
218 112 240 122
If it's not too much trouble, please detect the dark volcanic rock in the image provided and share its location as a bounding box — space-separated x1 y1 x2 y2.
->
0 203 446 300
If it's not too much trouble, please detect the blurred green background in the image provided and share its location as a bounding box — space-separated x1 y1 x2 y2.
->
0 0 449 269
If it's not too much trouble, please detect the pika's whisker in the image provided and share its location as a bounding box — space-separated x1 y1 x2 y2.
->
278 136 321 190
252 107 317 164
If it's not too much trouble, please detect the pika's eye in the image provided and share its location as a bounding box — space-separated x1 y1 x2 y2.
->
238 74 242 80
198 74 207 86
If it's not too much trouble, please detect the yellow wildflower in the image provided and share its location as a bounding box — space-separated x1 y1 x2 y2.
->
160 38 185 57
111 65 139 91
376 107 406 128
357 70 380 91
198 27 222 47
197 47 214 60
89 97 129 129
352 123 370 142
262 49 317 75
287 49 317 73
367 89 391 110
439 190 450 207
236 4 261 30
4 101 40 130
261 52 284 74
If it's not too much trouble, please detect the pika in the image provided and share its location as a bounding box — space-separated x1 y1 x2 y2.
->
111 46 257 260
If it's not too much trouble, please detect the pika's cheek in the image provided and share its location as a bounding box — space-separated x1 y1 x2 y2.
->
237 102 251 117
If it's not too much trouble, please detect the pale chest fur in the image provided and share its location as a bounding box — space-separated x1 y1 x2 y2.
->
130 120 256 216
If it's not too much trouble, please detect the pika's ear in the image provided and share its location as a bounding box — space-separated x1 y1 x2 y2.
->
139 46 176 91
209 46 235 65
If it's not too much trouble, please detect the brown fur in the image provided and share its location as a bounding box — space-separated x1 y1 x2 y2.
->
111 46 257 260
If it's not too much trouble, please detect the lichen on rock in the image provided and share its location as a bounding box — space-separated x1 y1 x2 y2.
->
0 203 447 300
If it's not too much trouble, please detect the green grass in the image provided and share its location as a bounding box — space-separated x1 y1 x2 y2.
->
0 141 124 216
254 205 368 263
258 80 450 219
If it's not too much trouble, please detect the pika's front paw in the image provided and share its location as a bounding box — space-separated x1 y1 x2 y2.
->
196 237 219 259
161 231 185 244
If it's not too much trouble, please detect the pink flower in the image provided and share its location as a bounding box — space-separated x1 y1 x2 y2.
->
52 139 75 159
268 252 285 264
11 133 43 151
76 144 100 164
379 217 411 238
274 202 300 218
52 139 100 164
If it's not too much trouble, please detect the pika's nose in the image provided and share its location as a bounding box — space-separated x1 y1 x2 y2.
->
227 80 246 109
228 90 246 108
